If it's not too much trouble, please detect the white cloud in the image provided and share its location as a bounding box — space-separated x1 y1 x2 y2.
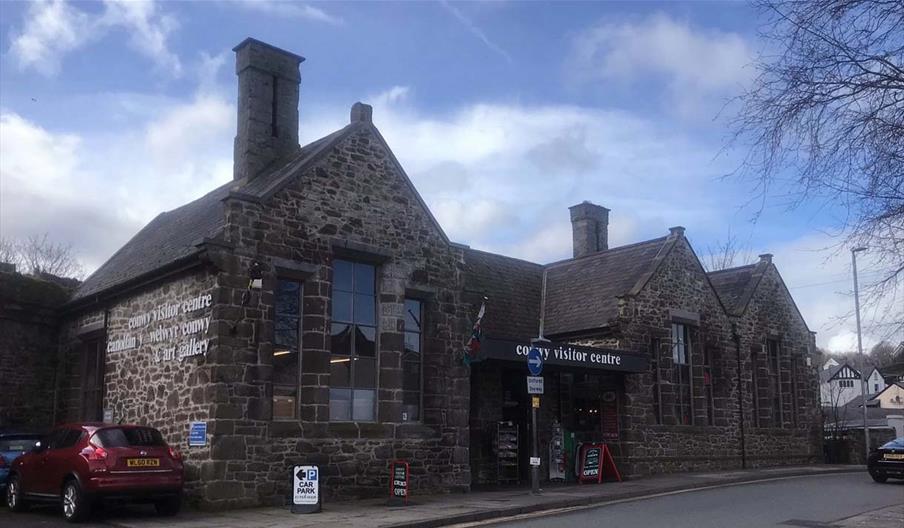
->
8 0 92 76
765 232 899 353
101 0 182 76
9 0 181 77
0 65 233 270
568 13 754 118
229 0 344 25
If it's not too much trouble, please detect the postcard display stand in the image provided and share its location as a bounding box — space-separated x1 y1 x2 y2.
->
496 421 520 484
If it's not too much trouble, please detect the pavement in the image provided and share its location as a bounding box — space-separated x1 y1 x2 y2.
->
55 464 867 528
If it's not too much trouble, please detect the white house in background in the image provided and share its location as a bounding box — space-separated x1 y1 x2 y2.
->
823 357 840 370
870 382 904 409
820 363 863 408
864 367 887 395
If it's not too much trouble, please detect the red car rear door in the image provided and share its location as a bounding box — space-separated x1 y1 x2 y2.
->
42 429 85 495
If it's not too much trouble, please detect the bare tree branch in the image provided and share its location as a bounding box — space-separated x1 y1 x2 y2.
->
731 0 904 337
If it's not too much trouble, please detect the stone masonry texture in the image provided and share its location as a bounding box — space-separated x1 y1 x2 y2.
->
0 269 73 428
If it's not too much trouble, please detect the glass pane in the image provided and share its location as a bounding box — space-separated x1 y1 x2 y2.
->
404 331 420 360
273 386 296 420
272 350 298 385
354 357 376 388
332 291 353 323
333 260 354 292
353 294 375 325
276 280 300 315
356 326 376 357
402 360 420 392
352 389 375 421
331 323 351 355
329 388 352 421
354 263 375 294
275 315 299 349
402 393 419 422
404 299 421 331
330 356 351 386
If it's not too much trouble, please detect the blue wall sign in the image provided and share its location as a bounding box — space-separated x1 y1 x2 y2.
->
527 346 543 376
188 421 207 447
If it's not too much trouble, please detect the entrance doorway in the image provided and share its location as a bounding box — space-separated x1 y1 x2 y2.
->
80 338 104 421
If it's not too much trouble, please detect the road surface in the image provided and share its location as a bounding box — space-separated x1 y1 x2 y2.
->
492 472 903 528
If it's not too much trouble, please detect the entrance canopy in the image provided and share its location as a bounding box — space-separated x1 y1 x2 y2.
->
481 338 649 373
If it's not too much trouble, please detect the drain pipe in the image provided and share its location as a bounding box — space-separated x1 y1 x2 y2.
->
733 322 747 469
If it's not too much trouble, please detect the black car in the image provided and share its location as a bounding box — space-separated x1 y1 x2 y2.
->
867 437 904 483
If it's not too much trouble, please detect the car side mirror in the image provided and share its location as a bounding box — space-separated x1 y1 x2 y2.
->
32 440 45 453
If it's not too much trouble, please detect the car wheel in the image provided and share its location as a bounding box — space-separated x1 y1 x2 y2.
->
154 495 181 516
869 471 887 483
61 480 90 523
6 475 29 512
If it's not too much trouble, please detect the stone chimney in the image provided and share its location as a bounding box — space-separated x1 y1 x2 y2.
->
233 38 305 181
569 201 609 258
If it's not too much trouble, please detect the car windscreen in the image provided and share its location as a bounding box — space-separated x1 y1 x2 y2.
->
93 427 166 448
880 437 904 449
0 435 42 452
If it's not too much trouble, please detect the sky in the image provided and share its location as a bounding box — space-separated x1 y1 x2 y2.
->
0 0 897 354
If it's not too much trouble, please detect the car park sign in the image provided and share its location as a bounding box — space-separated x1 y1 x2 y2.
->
292 465 321 513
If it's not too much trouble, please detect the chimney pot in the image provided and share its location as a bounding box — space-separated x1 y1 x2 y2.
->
669 226 686 237
569 201 610 258
350 102 373 124
233 38 305 181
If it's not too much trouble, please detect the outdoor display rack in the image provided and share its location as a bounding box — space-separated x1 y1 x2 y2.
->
496 421 520 484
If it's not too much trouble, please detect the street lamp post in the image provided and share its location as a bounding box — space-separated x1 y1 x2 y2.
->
851 246 869 462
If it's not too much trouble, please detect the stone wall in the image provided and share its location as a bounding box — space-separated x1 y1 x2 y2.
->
202 122 472 507
0 268 72 428
57 269 218 501
736 262 822 466
596 234 821 475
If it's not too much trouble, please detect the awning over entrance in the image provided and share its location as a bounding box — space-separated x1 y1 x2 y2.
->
480 337 649 373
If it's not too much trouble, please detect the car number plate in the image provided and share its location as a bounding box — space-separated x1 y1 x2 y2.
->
883 453 904 460
127 458 160 467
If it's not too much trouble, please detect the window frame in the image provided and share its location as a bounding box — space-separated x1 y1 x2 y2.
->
401 297 424 423
329 259 379 422
272 278 304 421
670 323 694 426
766 338 783 427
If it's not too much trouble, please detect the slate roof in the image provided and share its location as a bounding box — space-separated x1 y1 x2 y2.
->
462 248 543 341
543 237 671 336
707 261 765 315
72 125 357 303
73 182 232 301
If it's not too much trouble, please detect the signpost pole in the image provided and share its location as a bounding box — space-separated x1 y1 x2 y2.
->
531 403 539 494
526 345 544 495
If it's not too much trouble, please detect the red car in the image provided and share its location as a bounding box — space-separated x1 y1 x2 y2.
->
5 423 183 522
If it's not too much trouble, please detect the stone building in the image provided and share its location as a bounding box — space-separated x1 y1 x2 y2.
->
41 38 822 508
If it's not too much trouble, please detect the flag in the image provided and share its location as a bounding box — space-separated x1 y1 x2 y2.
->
464 300 486 365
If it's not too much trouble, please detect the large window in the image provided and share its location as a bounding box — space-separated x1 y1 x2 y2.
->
273 279 301 420
671 323 693 425
767 339 782 427
402 299 423 422
330 260 377 421
703 345 715 426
